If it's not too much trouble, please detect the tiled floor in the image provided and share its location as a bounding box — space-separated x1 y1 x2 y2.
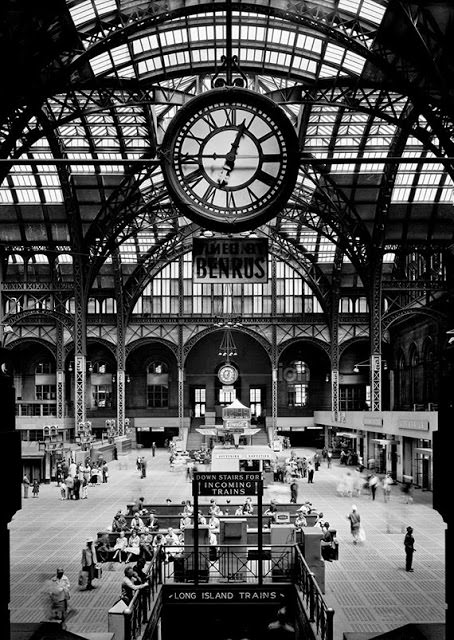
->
9 447 446 639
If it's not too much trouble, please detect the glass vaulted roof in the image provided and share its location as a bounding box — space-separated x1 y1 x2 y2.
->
0 0 453 303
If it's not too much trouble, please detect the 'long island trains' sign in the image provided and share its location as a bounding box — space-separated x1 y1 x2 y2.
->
192 238 268 283
193 472 263 496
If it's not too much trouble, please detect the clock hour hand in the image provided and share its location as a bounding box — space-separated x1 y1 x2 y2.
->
218 120 246 186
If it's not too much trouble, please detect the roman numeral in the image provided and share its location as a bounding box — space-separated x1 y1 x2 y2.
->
261 154 281 163
255 169 276 187
258 131 276 144
224 109 237 126
202 112 218 130
202 183 217 203
183 167 204 186
226 191 236 209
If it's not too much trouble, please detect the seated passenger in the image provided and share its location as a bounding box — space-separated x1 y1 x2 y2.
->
242 497 254 515
320 521 334 561
95 533 113 562
139 529 154 560
179 515 192 530
208 515 220 530
197 511 207 525
295 512 307 530
208 499 222 516
125 530 141 562
264 500 278 526
112 530 128 562
112 510 128 532
130 513 146 532
147 511 160 531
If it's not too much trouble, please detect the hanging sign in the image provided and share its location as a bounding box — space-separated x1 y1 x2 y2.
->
193 471 263 496
192 238 268 283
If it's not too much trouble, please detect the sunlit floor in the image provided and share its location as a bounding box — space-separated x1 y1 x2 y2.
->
9 446 446 639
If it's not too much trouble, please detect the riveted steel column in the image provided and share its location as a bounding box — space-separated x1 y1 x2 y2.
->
56 322 65 419
271 257 278 439
178 256 185 434
370 270 383 411
73 259 87 425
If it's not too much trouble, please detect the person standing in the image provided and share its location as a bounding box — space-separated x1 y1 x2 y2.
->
404 526 415 572
307 461 315 483
141 457 147 478
48 567 71 625
81 537 98 590
347 505 361 544
326 450 332 468
290 478 298 503
32 479 40 498
22 474 31 499
152 442 156 457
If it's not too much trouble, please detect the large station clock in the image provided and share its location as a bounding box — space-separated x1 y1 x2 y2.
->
160 87 300 232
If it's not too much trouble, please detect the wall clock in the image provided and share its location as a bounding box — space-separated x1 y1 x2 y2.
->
218 363 239 385
160 87 300 232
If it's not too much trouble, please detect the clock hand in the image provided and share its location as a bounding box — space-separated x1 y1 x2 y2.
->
218 120 247 187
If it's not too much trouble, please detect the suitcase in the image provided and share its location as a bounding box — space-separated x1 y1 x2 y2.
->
94 563 102 579
78 570 89 589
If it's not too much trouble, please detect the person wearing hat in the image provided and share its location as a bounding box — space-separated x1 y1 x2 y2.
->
404 526 416 572
81 537 98 590
48 567 71 624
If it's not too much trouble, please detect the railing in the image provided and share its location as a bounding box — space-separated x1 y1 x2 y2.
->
113 544 334 640
294 546 334 640
160 543 295 584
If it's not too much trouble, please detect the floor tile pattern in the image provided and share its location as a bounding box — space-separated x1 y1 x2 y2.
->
9 447 446 639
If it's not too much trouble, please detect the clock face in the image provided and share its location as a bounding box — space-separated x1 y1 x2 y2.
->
218 364 238 385
160 88 299 232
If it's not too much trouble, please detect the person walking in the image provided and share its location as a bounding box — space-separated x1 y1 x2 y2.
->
404 526 415 572
152 441 156 457
22 474 31 499
140 457 147 478
81 537 98 590
32 479 40 498
347 505 361 544
382 473 393 502
48 567 71 625
368 472 378 500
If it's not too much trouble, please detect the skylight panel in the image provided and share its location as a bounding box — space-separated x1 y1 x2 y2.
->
343 50 366 75
90 51 112 75
296 34 322 53
133 34 159 54
67 152 96 173
293 56 317 74
0 185 14 203
69 1 96 27
359 0 386 25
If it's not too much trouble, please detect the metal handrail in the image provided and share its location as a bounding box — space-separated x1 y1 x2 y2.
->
294 545 334 640
121 544 334 640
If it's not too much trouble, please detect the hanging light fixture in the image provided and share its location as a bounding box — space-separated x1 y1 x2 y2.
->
218 326 238 359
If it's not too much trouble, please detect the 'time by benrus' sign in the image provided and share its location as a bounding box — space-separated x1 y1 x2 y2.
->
193 472 263 496
192 238 268 283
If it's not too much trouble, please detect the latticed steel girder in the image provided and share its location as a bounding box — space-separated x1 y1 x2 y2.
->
267 229 332 314
121 229 197 318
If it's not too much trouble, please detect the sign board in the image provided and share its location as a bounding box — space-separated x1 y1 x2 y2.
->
193 471 262 496
164 585 288 604
192 238 268 283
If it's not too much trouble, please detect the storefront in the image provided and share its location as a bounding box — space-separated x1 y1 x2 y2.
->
210 445 277 473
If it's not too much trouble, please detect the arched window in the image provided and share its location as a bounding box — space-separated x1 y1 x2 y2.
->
409 344 419 406
395 351 406 409
286 360 310 407
35 360 55 374
35 359 56 402
422 338 434 406
355 297 368 313
147 361 169 407
339 298 353 313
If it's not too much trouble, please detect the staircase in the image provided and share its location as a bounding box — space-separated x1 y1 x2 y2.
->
250 427 269 446
186 418 205 451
